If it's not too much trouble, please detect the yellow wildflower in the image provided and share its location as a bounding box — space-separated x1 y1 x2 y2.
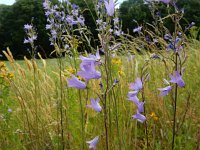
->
7 73 14 79
118 68 125 76
64 67 76 76
150 112 158 121
111 57 122 65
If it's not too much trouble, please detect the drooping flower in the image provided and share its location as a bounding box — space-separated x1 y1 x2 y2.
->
158 86 172 96
104 0 115 16
77 62 101 81
87 98 102 112
86 136 99 149
24 24 33 30
169 71 185 87
137 101 145 113
133 26 142 33
132 111 146 123
159 0 170 4
127 90 139 104
80 50 101 66
129 78 143 91
67 75 86 89
127 94 140 104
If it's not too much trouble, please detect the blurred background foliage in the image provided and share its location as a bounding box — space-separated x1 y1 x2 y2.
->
0 0 200 59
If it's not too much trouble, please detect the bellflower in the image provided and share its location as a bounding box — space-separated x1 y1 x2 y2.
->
128 94 140 104
104 0 115 16
129 78 143 91
132 111 146 123
80 50 101 66
159 0 170 4
77 62 101 80
87 98 102 112
24 24 33 30
133 26 142 33
67 75 86 89
169 71 185 87
137 101 145 113
158 86 172 96
86 136 99 149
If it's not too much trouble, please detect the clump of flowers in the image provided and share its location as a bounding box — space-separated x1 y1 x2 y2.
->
127 78 146 123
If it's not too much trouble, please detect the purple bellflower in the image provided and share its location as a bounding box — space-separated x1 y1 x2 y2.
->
24 24 33 30
80 50 101 66
86 136 99 149
77 62 101 81
169 71 185 87
87 98 102 112
104 0 115 16
128 95 140 104
158 86 172 96
132 111 146 123
127 91 139 104
67 75 86 89
129 78 143 91
133 26 142 33
159 0 170 4
137 101 145 113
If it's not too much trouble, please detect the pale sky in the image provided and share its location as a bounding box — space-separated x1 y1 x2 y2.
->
0 0 15 5
0 0 126 6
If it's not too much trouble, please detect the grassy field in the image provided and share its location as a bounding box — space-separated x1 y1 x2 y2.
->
0 40 200 150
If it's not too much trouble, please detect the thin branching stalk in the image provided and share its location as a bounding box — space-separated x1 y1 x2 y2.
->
172 19 179 150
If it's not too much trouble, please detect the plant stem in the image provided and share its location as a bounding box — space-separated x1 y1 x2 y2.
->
141 86 149 150
79 90 85 150
58 57 65 150
172 52 178 150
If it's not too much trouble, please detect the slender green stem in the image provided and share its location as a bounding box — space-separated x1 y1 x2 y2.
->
58 57 65 150
79 90 85 150
141 86 149 150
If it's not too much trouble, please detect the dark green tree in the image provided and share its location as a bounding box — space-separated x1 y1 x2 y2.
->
119 0 153 34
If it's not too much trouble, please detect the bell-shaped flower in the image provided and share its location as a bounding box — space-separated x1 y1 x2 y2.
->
137 101 145 113
129 78 143 91
159 0 170 4
127 91 139 104
87 98 102 112
77 62 101 81
67 75 86 89
80 50 101 66
132 111 146 123
169 71 185 87
86 136 99 149
158 86 172 96
133 26 142 33
105 0 115 16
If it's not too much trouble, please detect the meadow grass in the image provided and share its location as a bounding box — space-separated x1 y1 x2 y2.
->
0 40 200 149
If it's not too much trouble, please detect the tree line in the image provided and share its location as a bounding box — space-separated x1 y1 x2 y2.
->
0 0 199 59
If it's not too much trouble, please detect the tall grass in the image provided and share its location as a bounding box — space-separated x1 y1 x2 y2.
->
1 0 200 149
0 40 199 149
